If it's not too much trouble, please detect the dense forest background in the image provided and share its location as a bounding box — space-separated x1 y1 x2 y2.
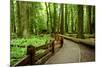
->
10 0 95 39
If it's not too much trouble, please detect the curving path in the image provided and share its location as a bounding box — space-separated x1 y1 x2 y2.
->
45 39 95 64
45 39 81 64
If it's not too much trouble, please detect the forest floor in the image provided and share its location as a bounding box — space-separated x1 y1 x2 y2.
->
45 39 95 64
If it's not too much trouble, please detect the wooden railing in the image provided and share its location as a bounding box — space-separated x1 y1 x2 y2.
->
11 34 64 67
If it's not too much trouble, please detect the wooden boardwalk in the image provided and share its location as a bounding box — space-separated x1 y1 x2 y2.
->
45 39 81 64
45 38 95 64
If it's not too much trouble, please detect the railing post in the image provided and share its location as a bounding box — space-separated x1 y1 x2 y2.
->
51 40 55 54
27 45 35 65
60 36 64 48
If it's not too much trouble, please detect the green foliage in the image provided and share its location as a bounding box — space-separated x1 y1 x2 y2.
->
10 35 51 47
10 47 26 65
10 47 26 59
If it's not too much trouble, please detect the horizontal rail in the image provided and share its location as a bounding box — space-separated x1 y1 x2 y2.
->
12 55 31 67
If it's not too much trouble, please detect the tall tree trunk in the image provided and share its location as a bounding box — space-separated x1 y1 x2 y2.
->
92 6 95 34
45 3 49 33
77 5 84 38
65 4 68 33
17 1 31 38
10 0 16 34
48 3 53 35
22 2 29 38
58 5 61 33
16 1 22 38
53 3 57 33
60 4 64 34
28 2 33 35
88 6 92 34
28 3 33 35
75 7 78 34
71 6 73 33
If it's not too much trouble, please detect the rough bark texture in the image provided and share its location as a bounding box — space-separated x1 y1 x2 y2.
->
60 4 64 35
65 4 68 33
16 1 22 37
77 5 84 39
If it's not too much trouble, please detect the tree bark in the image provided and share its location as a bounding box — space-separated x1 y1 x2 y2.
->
53 3 57 33
92 6 95 34
10 0 16 34
88 5 92 34
16 1 22 38
48 3 53 35
60 4 64 35
77 5 84 38
71 6 74 33
45 3 49 33
65 4 68 33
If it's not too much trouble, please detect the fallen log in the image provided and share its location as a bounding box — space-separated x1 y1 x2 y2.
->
58 34 95 47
